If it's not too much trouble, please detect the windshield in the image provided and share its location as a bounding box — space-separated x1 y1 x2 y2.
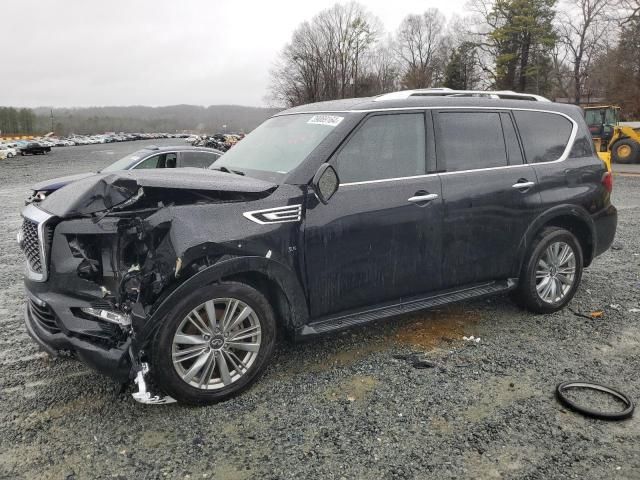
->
212 113 344 176
101 150 148 172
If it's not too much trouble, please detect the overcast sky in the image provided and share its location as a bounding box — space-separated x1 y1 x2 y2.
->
2 0 466 108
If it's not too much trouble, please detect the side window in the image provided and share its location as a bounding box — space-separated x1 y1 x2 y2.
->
181 151 219 168
334 113 425 183
435 112 508 172
514 111 573 163
134 154 160 169
569 130 595 158
164 153 177 168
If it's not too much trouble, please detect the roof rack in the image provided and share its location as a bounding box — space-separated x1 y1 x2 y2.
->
374 88 550 102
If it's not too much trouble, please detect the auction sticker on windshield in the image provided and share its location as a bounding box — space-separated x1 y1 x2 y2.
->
307 115 344 127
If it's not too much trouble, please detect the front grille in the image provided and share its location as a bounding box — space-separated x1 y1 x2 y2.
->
20 204 54 281
29 300 61 334
22 218 42 273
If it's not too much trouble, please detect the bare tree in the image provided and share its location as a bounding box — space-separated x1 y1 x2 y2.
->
556 0 616 104
268 2 384 107
395 9 448 88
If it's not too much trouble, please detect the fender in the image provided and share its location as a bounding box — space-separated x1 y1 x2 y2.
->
511 204 597 277
134 256 309 343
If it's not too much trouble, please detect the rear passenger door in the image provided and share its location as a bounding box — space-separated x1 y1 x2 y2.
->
435 110 541 288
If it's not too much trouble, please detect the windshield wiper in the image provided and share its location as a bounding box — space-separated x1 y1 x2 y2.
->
214 166 245 176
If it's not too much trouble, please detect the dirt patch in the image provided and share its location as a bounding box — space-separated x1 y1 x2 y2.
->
394 306 481 350
463 376 538 423
309 342 387 373
325 375 378 402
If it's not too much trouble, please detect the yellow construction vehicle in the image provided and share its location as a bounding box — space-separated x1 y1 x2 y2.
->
584 105 640 168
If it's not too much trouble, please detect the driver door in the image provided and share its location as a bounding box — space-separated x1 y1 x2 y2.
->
303 111 444 317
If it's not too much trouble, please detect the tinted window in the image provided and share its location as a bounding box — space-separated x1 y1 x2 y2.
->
182 151 218 168
436 112 507 172
570 131 595 158
335 113 425 183
514 111 573 163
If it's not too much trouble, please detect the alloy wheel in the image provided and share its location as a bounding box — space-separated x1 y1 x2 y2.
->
171 298 262 390
535 241 577 304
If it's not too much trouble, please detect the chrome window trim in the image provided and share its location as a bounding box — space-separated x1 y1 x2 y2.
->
243 205 302 225
279 106 578 187
21 204 54 282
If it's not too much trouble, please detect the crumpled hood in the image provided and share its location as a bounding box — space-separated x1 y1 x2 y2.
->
38 168 277 218
30 172 96 192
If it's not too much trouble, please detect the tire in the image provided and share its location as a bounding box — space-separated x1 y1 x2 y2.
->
150 281 277 405
611 138 640 164
514 227 583 314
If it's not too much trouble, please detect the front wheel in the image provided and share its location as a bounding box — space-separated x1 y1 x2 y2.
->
514 227 583 314
150 281 277 405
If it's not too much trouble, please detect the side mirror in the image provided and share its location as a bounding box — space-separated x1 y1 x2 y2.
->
312 163 339 204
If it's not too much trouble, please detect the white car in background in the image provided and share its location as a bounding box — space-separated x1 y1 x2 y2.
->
0 144 17 157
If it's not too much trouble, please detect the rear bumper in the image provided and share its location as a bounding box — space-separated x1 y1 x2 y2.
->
593 204 617 258
24 296 132 382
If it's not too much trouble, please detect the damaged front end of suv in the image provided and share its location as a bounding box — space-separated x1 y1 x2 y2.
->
19 168 294 404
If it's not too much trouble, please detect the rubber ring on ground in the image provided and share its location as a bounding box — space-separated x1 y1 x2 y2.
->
556 381 634 421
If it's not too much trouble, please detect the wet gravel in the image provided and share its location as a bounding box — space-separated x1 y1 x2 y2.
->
0 142 639 479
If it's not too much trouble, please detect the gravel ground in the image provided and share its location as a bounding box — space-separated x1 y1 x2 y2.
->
0 141 639 480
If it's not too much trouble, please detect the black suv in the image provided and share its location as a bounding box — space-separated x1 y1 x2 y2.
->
19 95 617 405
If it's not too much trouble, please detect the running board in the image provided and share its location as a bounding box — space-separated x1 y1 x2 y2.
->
298 279 516 338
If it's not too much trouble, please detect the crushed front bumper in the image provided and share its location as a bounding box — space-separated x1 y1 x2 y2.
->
24 294 132 382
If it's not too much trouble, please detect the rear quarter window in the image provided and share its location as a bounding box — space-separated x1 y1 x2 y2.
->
514 111 573 163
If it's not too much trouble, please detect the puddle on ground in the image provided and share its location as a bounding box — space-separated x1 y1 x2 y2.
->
276 306 482 377
394 306 481 350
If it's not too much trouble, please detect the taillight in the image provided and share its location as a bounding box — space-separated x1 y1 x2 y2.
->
602 171 613 193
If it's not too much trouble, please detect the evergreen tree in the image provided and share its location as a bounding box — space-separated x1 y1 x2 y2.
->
444 42 478 90
489 0 557 94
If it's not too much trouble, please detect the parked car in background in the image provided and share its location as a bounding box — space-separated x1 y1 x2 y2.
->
19 142 51 155
0 144 17 157
26 145 223 203
18 91 616 405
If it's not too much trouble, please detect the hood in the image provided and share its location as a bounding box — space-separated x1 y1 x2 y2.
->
30 172 95 192
39 168 277 218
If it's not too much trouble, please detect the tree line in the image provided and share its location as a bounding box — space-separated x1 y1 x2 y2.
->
268 0 640 119
1 105 279 136
0 107 37 136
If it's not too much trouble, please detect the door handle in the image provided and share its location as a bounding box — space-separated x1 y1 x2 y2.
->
512 181 535 190
408 193 439 203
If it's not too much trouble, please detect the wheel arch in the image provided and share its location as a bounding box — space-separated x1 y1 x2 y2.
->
137 256 309 343
514 206 596 276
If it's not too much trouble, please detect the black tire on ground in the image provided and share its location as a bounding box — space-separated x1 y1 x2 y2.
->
514 227 583 314
611 138 640 164
150 281 277 405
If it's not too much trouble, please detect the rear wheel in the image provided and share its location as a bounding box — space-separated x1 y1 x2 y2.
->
611 138 640 164
515 227 583 314
150 281 277 405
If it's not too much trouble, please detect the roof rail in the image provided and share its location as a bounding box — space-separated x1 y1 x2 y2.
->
374 89 551 102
